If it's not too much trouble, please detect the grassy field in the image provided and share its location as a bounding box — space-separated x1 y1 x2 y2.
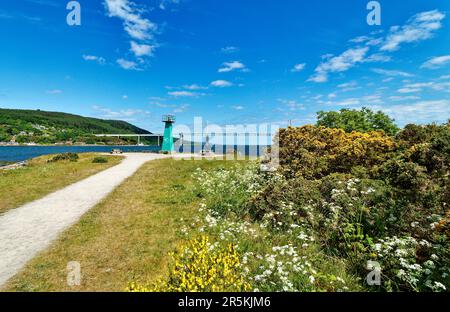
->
3 158 236 291
0 153 122 215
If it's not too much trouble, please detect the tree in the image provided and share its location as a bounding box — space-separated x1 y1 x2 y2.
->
316 108 399 136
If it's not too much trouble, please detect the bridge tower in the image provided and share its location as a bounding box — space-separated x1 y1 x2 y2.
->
161 115 176 153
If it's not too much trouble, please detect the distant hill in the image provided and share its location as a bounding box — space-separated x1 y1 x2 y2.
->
0 108 152 144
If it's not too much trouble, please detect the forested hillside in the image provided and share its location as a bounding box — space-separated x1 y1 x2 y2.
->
0 108 152 144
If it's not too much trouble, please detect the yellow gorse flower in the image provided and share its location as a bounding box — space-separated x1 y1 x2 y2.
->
127 235 251 292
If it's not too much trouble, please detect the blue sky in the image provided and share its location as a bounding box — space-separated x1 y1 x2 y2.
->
0 0 449 132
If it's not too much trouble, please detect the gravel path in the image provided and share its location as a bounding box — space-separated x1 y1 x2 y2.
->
0 153 168 287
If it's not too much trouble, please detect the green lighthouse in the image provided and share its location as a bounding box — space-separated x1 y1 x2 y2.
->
161 115 176 153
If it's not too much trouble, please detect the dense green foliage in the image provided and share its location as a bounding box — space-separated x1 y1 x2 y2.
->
316 108 400 136
92 156 108 164
277 125 396 179
48 153 79 163
0 108 151 144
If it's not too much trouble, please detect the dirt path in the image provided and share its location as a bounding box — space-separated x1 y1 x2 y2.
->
0 153 168 287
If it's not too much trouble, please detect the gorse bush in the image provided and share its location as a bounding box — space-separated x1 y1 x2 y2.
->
277 125 396 178
128 236 251 292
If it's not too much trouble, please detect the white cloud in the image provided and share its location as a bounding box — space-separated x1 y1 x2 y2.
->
380 10 446 52
380 100 450 124
308 47 369 83
336 98 361 106
122 95 128 100
221 46 240 53
421 55 450 69
183 84 208 90
159 0 180 10
397 81 450 93
168 90 202 97
307 10 445 83
104 0 157 41
367 38 384 46
349 35 383 47
337 81 358 89
277 99 305 111
218 61 247 73
389 95 421 101
364 53 391 63
82 54 106 65
92 105 150 120
210 80 233 88
350 35 372 43
231 105 244 110
398 87 421 93
173 104 189 113
362 95 383 104
371 68 413 77
46 89 62 94
440 75 450 80
320 98 362 107
130 41 155 57
405 82 434 88
337 81 361 92
291 63 306 72
432 82 450 91
117 58 139 70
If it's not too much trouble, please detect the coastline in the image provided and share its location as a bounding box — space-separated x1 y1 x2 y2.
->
0 144 154 147
0 145 162 163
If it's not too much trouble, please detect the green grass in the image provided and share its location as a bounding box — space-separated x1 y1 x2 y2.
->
0 153 122 215
3 158 236 291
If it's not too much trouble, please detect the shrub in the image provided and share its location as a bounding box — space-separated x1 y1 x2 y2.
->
247 175 322 228
128 236 251 292
92 156 108 164
316 107 399 136
402 127 450 179
376 158 428 191
315 177 388 254
48 152 79 163
193 163 264 217
396 123 448 148
369 236 449 292
278 125 396 178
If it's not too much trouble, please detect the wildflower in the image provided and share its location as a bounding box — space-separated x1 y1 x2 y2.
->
433 282 446 291
137 236 251 292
